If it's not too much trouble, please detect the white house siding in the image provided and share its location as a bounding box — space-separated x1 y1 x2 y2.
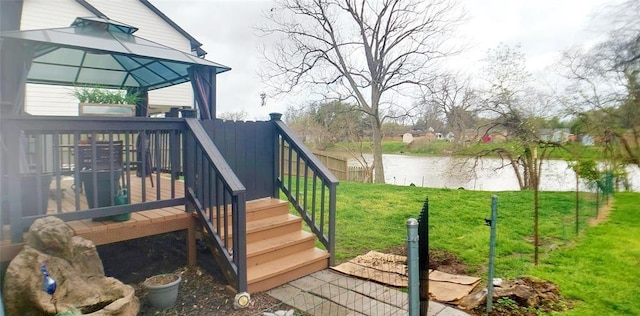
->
86 0 194 108
20 0 91 30
21 0 93 115
19 0 194 116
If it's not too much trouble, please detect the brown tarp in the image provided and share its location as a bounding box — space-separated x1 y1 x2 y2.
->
331 251 480 302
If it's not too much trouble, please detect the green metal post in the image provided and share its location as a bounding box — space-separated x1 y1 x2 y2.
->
407 218 419 316
486 195 498 313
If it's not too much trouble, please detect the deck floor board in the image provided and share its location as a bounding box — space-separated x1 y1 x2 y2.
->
47 172 184 213
2 172 195 265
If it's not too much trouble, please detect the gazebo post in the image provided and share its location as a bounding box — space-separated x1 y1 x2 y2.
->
209 73 216 120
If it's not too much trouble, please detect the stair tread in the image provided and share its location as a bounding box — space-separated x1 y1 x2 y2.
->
248 247 329 284
202 213 300 236
194 198 288 219
247 230 316 257
246 214 301 232
246 198 289 211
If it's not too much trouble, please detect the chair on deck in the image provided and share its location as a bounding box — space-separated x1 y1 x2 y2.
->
76 141 124 196
77 141 124 171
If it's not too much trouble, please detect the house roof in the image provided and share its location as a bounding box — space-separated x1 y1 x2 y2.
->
139 0 207 57
74 0 107 18
74 0 207 57
0 17 230 91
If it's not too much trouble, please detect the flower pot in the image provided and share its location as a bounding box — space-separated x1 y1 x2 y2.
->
142 274 181 310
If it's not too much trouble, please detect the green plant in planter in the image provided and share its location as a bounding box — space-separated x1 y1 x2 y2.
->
73 87 142 104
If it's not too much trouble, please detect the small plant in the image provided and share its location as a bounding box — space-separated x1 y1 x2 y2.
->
493 297 520 313
73 87 141 104
56 307 81 316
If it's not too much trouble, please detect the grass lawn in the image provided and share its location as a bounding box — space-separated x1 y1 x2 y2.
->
530 192 640 315
332 181 638 315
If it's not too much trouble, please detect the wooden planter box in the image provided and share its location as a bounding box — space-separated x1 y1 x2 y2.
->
79 103 135 117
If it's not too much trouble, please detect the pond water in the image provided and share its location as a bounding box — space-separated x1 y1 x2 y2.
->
349 154 640 192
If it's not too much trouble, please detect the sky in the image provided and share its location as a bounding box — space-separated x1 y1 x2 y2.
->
152 0 621 120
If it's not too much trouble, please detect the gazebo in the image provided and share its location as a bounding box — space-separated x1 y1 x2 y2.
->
0 16 228 118
0 17 337 295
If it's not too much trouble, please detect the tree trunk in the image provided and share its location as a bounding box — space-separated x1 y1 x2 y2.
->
370 115 385 183
532 155 539 265
509 155 529 190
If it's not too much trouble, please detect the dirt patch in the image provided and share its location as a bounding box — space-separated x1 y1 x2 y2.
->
589 199 614 226
468 277 571 316
97 231 289 315
384 245 468 275
143 274 179 286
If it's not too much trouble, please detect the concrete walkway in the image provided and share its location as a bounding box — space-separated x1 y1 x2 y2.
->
267 270 470 316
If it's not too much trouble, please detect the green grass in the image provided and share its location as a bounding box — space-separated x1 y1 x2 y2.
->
331 181 638 314
529 192 640 315
335 182 598 275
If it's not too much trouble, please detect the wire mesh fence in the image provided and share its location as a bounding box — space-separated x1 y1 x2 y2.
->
267 269 408 315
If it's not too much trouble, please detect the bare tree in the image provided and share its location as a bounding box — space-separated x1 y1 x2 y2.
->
258 0 465 183
219 110 249 121
477 43 568 265
558 0 640 168
478 43 537 190
413 98 445 132
423 74 479 145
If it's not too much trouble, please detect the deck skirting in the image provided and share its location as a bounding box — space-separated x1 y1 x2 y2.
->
1 207 197 266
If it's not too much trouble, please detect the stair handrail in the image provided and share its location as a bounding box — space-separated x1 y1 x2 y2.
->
184 118 247 292
271 113 339 265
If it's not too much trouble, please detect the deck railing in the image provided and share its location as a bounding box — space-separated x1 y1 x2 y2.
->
0 116 186 242
271 113 339 265
1 114 332 291
183 119 247 292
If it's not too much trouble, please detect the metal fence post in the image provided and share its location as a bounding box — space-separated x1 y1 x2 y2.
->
407 218 419 316
486 195 498 313
418 197 429 316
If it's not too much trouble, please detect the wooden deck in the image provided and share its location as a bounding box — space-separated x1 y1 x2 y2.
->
47 171 183 213
1 172 196 265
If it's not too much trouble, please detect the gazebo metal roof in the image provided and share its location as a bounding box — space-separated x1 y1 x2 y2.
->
0 17 230 91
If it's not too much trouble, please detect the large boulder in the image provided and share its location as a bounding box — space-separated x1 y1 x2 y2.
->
2 216 139 315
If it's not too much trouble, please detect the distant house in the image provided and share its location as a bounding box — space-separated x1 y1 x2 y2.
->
539 128 571 143
418 131 437 142
581 134 595 146
402 132 414 144
445 132 455 142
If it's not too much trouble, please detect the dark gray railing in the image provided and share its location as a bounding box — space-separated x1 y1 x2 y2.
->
271 113 339 265
183 119 247 292
0 116 185 242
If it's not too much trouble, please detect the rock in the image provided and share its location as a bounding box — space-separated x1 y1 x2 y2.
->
458 287 487 310
520 276 559 294
2 216 139 316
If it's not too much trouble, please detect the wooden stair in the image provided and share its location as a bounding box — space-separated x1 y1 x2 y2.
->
197 197 330 293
